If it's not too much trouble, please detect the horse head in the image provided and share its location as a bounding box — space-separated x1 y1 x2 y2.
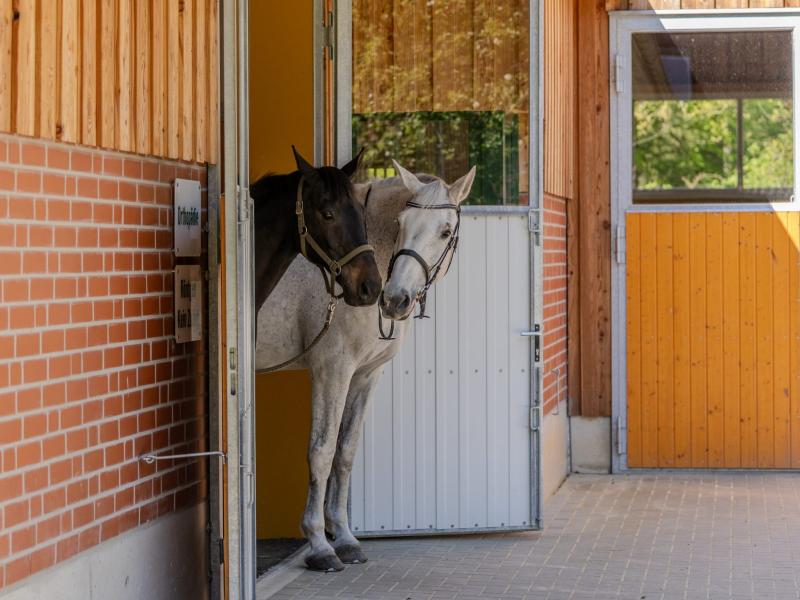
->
381 161 477 321
292 147 382 307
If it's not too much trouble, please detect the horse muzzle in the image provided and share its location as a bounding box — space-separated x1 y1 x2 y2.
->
380 286 416 321
338 253 382 307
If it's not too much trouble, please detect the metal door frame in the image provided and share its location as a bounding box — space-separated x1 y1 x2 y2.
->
335 0 544 532
609 10 800 473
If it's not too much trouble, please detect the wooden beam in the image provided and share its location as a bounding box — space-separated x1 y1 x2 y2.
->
575 0 611 417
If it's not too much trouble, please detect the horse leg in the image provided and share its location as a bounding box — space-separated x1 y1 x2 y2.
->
302 366 353 572
324 364 383 564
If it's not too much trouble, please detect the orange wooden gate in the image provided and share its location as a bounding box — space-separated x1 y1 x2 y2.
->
626 211 800 469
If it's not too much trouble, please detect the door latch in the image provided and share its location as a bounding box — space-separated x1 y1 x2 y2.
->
520 323 542 363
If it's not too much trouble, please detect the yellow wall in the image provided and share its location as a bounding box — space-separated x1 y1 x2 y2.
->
250 1 315 539
627 211 800 469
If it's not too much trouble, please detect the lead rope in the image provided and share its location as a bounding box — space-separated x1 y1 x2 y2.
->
258 182 375 373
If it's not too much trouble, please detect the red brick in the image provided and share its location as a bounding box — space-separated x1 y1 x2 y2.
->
57 534 80 562
22 251 46 273
95 495 115 519
29 545 56 576
71 200 92 222
9 197 34 219
0 168 13 190
24 466 48 493
82 400 102 423
48 354 71 378
5 555 30 586
48 303 69 326
103 157 123 176
0 336 12 359
36 514 61 544
4 500 29 528
48 147 69 169
0 222 14 245
47 198 69 220
50 458 73 485
43 434 66 459
21 143 46 166
84 449 104 472
99 179 118 200
54 226 77 247
123 159 142 179
17 170 42 193
0 419 22 445
17 441 41 467
23 358 47 384
0 251 21 275
16 388 41 411
29 224 53 247
105 443 124 466
4 278 27 302
71 151 93 172
77 177 98 199
30 277 54 300
42 382 66 406
23 412 47 436
16 332 39 357
66 379 87 402
43 173 66 195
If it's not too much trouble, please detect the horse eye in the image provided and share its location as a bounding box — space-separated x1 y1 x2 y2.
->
322 210 335 221
441 227 452 238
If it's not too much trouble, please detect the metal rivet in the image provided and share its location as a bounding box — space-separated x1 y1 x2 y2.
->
407 525 411 528
380 525 384 529
501 522 505 526
450 524 454 528
354 527 359 531
474 523 478 527
428 369 432 374
429 524 433 528
405 370 409 375
474 369 478 373
499 368 503 373
449 369 454 374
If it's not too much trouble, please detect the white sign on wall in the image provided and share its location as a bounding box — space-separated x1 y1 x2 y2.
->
175 265 203 343
174 178 201 257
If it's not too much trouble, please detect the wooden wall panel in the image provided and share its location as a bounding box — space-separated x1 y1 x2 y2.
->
0 0 218 164
627 211 800 469
610 1 800 7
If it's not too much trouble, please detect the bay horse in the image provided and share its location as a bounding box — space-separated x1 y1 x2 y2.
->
252 147 382 314
255 162 476 571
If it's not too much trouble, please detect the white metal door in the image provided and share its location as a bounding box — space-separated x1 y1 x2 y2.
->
351 213 536 535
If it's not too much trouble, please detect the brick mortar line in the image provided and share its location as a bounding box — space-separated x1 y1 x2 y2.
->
0 387 206 449
0 269 205 283
0 313 186 338
0 160 207 188
1 187 208 208
0 478 207 561
2 218 175 231
0 330 188 364
0 359 205 410
0 290 174 307
0 416 208 493
0 132 209 166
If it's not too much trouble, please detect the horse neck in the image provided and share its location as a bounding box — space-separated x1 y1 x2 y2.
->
365 179 413 279
252 172 302 312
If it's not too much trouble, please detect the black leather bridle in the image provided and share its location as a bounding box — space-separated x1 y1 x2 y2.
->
379 200 461 340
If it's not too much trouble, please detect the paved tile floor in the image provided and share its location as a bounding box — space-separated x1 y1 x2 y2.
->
263 473 800 600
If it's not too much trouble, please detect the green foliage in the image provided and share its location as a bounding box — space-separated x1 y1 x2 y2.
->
633 98 793 193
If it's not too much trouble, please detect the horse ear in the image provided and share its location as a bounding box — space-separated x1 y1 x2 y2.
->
448 166 477 205
341 147 365 178
352 183 371 207
292 145 316 177
392 160 423 194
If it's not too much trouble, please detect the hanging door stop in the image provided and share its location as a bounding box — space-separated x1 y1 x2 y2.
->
139 451 227 464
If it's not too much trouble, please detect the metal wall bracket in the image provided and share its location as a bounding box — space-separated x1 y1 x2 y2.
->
616 417 627 456
528 209 542 246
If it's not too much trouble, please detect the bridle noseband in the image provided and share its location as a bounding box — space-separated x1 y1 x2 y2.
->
296 177 375 298
379 199 461 340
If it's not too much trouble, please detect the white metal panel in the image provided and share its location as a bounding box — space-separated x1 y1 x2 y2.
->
352 214 532 535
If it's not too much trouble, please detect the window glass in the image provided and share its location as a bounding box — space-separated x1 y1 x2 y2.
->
351 1 530 206
632 31 793 203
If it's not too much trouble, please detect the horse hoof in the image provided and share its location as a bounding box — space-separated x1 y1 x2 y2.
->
335 544 368 564
305 552 345 572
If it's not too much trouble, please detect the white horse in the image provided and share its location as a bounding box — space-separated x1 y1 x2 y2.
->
255 162 476 571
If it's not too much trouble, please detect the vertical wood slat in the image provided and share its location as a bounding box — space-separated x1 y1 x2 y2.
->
38 0 58 138
99 0 115 149
180 0 194 161
672 213 691 467
59 0 80 143
117 0 133 151
705 214 724 468
721 214 740 467
208 0 219 163
688 214 707 467
772 213 791 468
790 212 800 468
626 214 642 466
195 0 207 163
638 213 658 467
0 0 11 131
755 214 775 468
739 213 758 467
135 0 150 155
16 0 37 136
655 214 675 467
81 0 96 145
151 0 165 157
167 0 180 159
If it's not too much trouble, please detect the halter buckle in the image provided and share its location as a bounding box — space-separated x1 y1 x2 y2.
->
330 262 342 275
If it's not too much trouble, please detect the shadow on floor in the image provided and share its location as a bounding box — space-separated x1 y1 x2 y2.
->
256 538 305 577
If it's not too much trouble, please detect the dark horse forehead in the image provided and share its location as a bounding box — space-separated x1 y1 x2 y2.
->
308 166 354 204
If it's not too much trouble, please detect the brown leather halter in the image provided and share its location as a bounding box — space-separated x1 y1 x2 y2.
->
296 178 375 297
378 199 461 340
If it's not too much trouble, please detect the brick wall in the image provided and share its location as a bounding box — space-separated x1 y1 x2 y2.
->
0 134 208 589
542 192 568 415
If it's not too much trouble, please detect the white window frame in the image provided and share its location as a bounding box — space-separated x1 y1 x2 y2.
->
610 10 800 472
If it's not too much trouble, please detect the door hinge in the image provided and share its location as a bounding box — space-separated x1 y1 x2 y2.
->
530 406 541 432
613 54 624 94
229 348 237 396
616 417 627 455
218 537 224 564
323 9 335 60
528 209 542 246
237 184 250 222
615 224 625 264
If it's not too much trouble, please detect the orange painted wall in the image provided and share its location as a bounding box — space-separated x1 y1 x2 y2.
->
250 1 315 539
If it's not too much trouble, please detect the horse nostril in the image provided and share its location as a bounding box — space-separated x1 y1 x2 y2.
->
397 292 410 311
359 280 378 301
